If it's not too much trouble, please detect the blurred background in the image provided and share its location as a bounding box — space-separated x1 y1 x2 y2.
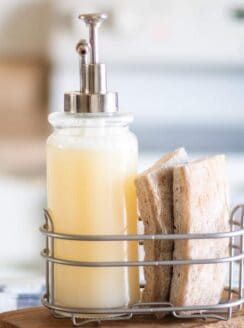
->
0 0 244 312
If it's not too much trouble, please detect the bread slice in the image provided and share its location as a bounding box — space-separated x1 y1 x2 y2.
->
170 155 230 309
135 148 188 304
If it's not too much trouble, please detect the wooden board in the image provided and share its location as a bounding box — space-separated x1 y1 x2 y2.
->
0 306 243 328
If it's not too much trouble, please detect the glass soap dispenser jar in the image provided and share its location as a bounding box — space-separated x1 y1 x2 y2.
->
46 14 140 309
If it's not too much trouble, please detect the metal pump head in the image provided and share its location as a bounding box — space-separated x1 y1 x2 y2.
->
64 13 118 114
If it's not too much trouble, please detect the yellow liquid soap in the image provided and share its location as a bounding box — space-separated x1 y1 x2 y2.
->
47 132 140 309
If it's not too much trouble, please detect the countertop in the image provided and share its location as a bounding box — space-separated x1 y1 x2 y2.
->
0 306 244 327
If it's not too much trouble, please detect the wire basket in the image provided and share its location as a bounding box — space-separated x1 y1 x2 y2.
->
40 204 244 327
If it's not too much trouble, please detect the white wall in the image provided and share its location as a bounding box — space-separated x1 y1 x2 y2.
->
51 65 244 127
1 0 244 65
49 0 244 66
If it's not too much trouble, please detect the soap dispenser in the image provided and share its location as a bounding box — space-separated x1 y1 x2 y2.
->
46 14 140 309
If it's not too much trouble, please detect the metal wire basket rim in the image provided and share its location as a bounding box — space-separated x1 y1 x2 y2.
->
41 295 244 314
40 225 244 241
41 250 244 267
41 205 244 323
41 205 243 241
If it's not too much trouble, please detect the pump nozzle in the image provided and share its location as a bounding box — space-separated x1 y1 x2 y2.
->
76 39 89 93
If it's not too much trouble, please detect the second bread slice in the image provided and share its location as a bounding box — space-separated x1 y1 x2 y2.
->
135 148 188 303
170 155 230 309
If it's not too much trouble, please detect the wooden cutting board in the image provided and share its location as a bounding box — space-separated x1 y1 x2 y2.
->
0 306 243 328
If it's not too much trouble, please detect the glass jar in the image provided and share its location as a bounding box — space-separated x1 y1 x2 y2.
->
46 112 140 309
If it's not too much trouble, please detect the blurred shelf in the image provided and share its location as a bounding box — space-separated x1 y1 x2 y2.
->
0 139 46 176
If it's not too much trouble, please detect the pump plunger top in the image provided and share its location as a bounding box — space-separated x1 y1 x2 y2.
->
79 13 107 64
